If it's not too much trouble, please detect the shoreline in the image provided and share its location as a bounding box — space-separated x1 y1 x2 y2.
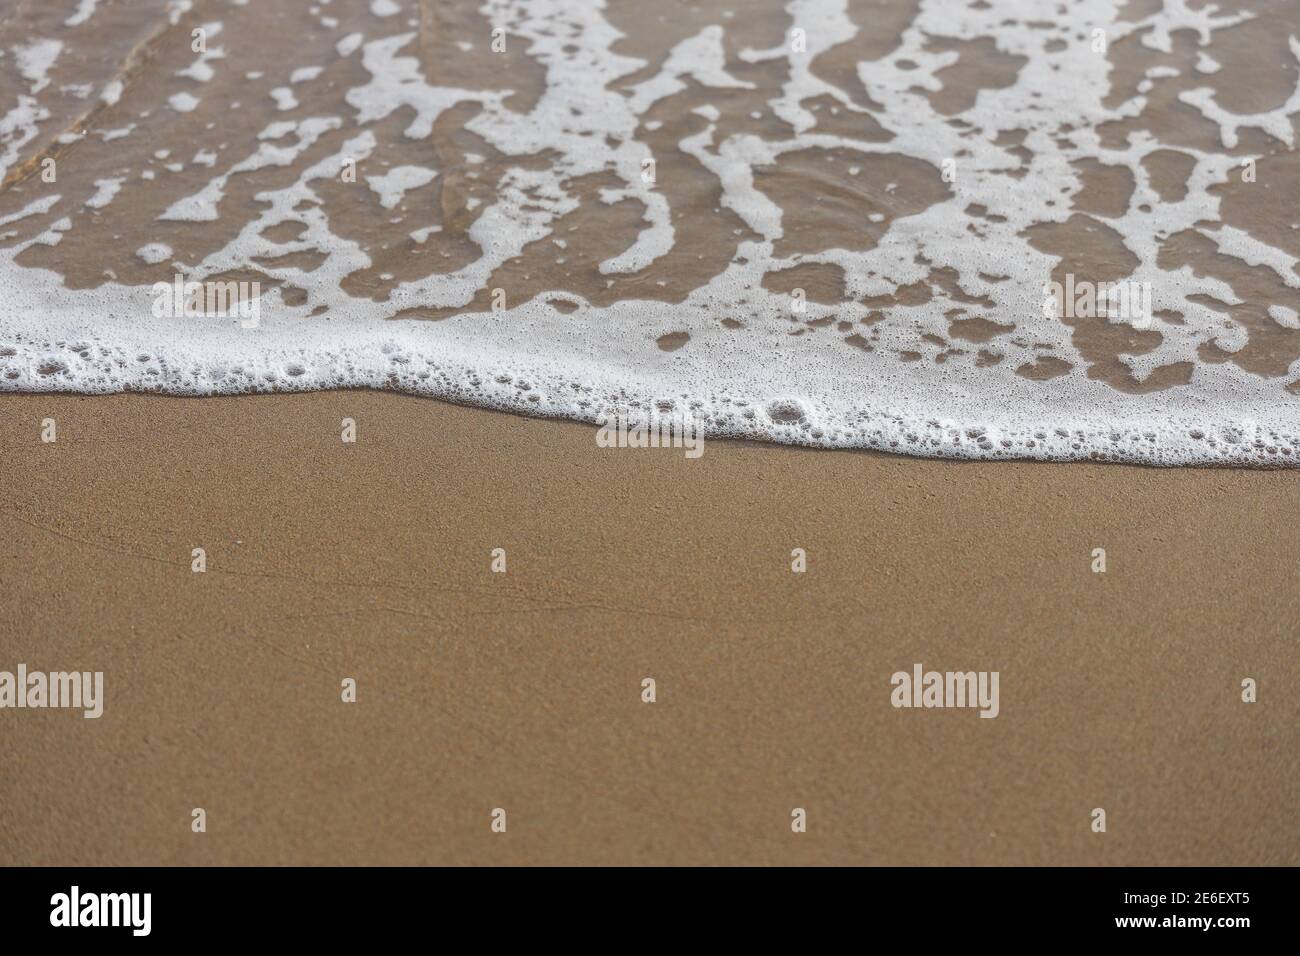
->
4 386 1296 470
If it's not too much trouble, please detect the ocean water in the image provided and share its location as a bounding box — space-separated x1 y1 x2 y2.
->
0 0 1298 465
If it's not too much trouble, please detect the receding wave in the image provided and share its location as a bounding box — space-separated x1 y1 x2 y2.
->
1 0 1298 465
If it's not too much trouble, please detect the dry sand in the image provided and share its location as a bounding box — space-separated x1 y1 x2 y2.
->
0 391 1295 865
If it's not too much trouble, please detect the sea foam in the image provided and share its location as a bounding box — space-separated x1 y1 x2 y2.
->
0 0 1298 466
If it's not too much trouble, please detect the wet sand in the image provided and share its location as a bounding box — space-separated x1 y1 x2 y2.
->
1 391 1295 865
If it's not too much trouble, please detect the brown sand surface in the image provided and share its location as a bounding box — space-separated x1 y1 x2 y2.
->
0 391 1295 866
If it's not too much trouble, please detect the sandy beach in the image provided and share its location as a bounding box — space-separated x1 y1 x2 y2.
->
1 391 1294 865
1 0 1297 870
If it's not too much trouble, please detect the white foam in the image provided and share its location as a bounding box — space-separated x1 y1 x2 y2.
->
157 116 340 223
84 178 125 210
270 88 298 111
1269 305 1300 330
1 0 1297 468
99 123 134 141
135 243 172 265
168 91 200 113
366 165 437 208
65 0 102 28
0 194 60 227
15 39 62 95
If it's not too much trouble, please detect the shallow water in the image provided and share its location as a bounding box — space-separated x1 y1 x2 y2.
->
0 0 1298 465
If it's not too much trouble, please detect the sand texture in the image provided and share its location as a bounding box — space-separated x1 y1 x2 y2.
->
1 392 1295 865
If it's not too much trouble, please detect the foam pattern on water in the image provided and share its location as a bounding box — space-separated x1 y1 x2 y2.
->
0 0 1298 466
